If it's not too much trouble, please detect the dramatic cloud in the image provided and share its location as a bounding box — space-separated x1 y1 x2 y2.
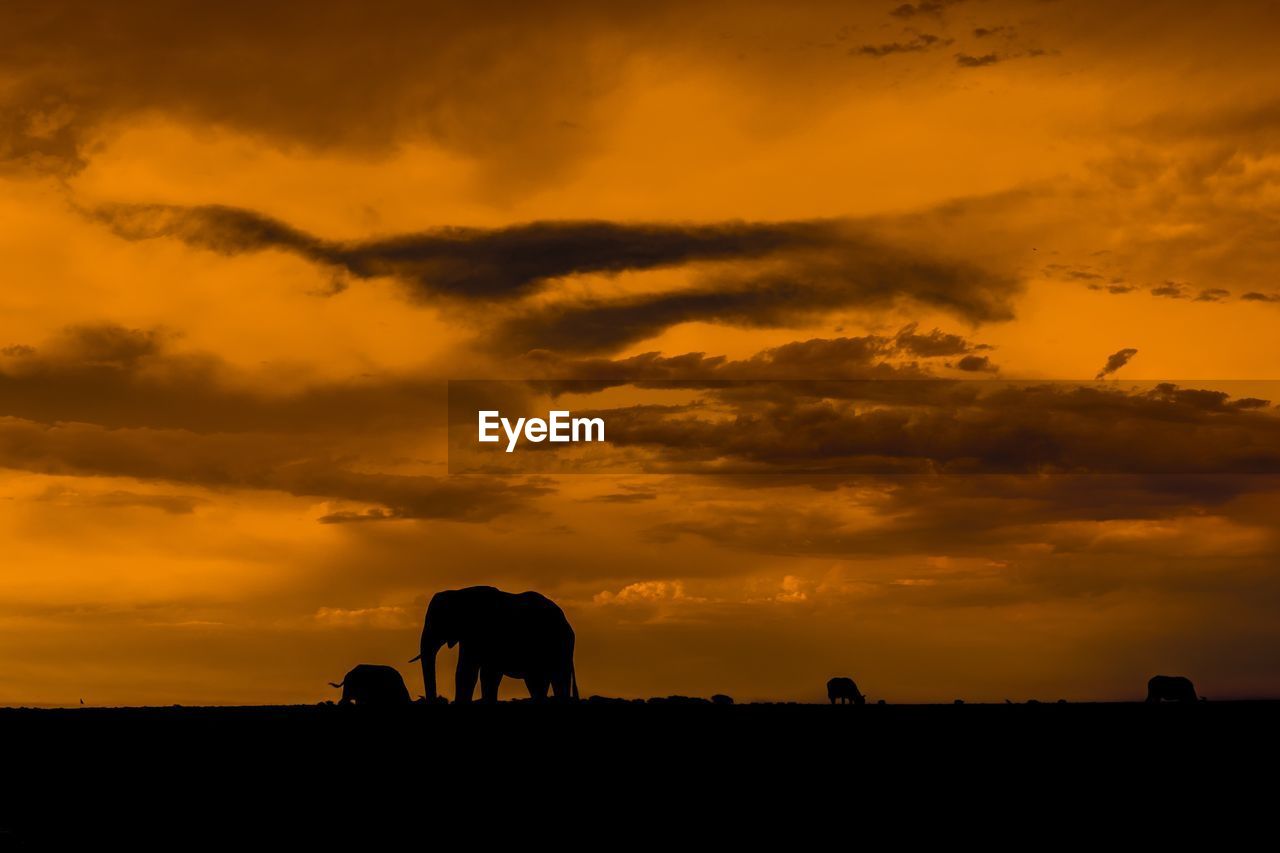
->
0 324 447 433
951 354 997 372
892 323 990 358
521 326 993 389
0 324 549 521
88 204 1020 354
646 474 1280 569
890 1 963 18
1044 264 1104 282
576 381 1280 476
1151 283 1187 299
91 204 850 302
856 34 951 57
583 491 659 504
0 0 1036 187
0 0 660 183
1195 288 1231 302
493 250 1018 354
0 417 547 522
1095 348 1138 379
955 53 1000 67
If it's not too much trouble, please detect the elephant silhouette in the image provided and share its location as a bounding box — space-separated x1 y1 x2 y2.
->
410 586 578 704
827 676 865 705
1146 675 1198 703
329 664 411 706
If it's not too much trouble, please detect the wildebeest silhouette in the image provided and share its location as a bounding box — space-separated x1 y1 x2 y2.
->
329 664 411 706
826 677 865 705
1146 675 1198 703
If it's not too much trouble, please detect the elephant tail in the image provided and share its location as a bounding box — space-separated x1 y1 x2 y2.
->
328 680 344 689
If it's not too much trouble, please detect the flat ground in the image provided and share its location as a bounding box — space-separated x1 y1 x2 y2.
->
2 701 1274 846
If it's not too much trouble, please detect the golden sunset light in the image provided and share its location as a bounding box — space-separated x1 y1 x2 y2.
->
3 0 1280 715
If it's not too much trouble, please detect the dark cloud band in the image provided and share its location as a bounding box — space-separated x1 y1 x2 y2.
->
88 204 1022 354
91 203 852 301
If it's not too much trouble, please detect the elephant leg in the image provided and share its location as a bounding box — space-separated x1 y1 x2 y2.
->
550 671 570 701
528 676 551 702
455 649 480 704
480 668 503 703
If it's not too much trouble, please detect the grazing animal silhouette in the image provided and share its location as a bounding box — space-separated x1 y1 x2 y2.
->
1146 675 1198 703
329 664 411 707
826 677 865 705
410 586 577 704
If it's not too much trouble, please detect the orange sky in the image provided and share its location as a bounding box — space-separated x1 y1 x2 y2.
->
2 0 1280 705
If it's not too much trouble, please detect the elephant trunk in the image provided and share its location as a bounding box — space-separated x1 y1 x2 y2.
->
420 632 444 702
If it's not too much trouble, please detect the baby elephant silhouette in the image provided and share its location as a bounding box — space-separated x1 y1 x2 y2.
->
827 676 865 705
329 664 411 706
1145 675 1198 703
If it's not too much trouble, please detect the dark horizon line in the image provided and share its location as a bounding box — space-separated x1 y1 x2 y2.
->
6 697 1280 710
